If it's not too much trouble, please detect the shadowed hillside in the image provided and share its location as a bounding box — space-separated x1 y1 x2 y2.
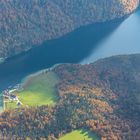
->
0 0 139 59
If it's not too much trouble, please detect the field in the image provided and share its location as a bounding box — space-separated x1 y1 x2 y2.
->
5 101 17 110
59 129 100 140
5 71 59 109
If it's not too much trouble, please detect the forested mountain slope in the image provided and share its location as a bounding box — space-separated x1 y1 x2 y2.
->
0 54 140 140
0 0 139 58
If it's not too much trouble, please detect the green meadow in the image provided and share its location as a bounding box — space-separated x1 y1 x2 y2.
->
6 71 59 109
59 129 100 140
5 101 17 110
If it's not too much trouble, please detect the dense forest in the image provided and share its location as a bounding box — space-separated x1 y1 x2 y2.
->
0 54 140 140
0 0 139 59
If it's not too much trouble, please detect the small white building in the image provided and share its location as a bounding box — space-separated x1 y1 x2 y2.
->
9 94 18 101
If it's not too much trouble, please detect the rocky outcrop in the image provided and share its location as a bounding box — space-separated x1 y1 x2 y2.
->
0 0 139 59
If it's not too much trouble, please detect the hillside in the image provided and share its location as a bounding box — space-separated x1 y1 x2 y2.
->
0 54 140 140
0 0 139 59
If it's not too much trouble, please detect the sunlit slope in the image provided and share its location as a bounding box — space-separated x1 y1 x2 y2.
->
59 129 100 140
5 71 59 110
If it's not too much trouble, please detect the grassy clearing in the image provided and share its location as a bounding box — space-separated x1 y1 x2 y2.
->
5 101 17 110
6 71 59 109
59 129 100 140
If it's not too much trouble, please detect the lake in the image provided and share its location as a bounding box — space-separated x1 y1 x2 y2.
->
0 8 140 109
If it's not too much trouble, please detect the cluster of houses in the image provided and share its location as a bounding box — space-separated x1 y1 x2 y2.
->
2 84 23 107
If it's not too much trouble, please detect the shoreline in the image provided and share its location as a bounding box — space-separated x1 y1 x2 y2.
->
1 63 62 112
0 58 4 64
0 53 140 113
21 63 63 85
0 5 139 62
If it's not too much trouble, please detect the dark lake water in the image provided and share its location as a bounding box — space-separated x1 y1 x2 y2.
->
0 8 140 109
